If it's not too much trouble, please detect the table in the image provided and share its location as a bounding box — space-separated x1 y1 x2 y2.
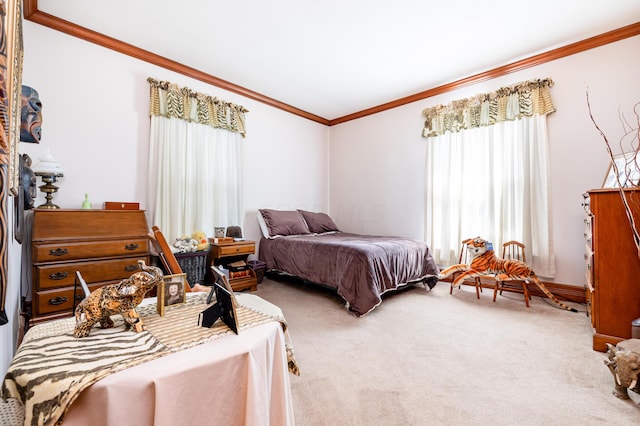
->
2 293 297 426
63 320 294 426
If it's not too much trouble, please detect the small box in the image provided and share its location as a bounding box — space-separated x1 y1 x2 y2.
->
103 202 140 210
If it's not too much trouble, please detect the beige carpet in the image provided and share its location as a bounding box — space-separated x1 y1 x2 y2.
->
253 276 640 426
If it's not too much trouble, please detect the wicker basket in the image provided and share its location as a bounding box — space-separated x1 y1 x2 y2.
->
174 251 208 285
248 260 266 284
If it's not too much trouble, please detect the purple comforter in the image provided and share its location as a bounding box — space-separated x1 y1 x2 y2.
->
258 232 439 316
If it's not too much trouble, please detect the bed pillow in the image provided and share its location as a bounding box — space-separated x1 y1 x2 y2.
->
258 209 311 238
298 210 340 234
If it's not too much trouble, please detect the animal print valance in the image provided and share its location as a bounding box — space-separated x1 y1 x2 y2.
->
148 77 249 137
421 78 555 138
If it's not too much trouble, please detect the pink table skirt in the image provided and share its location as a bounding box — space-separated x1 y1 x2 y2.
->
63 321 295 426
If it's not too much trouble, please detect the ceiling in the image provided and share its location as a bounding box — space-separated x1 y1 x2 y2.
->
34 0 640 122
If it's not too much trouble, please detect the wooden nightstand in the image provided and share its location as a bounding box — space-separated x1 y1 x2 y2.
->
205 240 258 292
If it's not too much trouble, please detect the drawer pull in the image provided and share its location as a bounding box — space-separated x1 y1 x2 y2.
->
49 271 69 280
49 296 68 306
125 243 139 251
49 248 68 257
125 264 139 272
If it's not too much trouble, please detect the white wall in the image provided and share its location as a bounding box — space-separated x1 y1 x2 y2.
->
18 21 330 241
329 35 640 286
1 21 329 376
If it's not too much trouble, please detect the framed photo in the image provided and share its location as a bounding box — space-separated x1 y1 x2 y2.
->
602 152 640 189
207 265 238 307
214 227 226 238
157 273 187 316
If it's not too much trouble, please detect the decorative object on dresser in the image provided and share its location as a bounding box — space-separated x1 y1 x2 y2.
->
32 150 64 209
205 239 258 292
214 226 226 238
226 225 243 239
28 209 151 324
583 188 640 352
81 193 91 209
103 201 140 210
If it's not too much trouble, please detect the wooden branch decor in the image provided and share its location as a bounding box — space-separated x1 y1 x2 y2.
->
587 90 640 261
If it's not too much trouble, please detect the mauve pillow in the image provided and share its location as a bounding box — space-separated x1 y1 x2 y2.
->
258 209 310 237
298 210 340 234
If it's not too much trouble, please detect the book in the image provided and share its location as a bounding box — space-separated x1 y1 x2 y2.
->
229 269 251 279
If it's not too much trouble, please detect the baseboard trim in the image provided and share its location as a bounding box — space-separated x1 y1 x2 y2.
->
444 277 587 305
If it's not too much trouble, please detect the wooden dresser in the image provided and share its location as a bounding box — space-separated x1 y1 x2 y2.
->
30 209 151 324
583 189 640 351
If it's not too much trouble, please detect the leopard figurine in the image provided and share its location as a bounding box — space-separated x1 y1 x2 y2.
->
74 260 163 338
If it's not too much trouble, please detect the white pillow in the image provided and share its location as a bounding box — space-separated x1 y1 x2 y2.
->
256 210 273 238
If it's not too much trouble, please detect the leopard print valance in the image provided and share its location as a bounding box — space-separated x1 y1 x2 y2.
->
421 78 555 138
148 77 249 137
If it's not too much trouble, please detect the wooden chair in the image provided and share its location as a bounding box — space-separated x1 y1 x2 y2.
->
450 238 490 299
492 240 531 307
150 225 192 292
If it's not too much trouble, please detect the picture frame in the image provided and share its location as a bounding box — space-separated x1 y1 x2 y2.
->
602 152 640 189
198 282 240 334
207 265 238 307
214 227 226 238
2 0 23 194
157 273 187 316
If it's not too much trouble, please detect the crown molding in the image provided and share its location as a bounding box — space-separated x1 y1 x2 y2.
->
23 1 640 126
23 0 330 125
329 22 640 125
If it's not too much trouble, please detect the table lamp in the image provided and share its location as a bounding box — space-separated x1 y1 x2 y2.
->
32 150 64 209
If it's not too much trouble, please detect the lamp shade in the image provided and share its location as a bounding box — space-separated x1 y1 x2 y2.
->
32 150 64 175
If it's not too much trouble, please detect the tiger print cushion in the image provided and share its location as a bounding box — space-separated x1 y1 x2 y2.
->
0 292 299 426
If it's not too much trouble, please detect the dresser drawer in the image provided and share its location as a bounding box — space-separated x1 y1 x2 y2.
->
35 282 105 316
33 238 150 263
35 256 150 290
216 242 255 257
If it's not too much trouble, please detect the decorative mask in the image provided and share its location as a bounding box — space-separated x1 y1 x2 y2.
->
20 85 42 143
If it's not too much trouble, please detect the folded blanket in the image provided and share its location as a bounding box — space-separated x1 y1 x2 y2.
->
1 292 299 426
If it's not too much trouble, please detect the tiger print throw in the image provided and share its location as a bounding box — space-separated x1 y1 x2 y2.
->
438 237 577 312
74 260 163 338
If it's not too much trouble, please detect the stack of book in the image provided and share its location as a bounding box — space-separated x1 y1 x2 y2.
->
227 260 252 279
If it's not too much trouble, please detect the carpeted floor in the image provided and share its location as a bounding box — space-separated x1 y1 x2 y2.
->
253 276 640 426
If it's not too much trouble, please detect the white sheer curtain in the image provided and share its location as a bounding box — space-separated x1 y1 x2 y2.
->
146 78 246 242
423 80 555 277
147 116 243 242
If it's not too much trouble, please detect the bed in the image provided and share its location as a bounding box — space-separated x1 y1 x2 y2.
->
257 209 440 316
